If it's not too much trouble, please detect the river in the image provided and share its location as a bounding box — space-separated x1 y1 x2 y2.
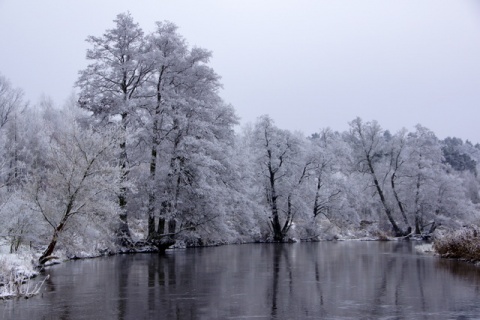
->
2 241 480 319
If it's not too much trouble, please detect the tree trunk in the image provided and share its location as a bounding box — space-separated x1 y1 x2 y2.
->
168 219 176 234
270 195 283 242
414 172 422 234
39 231 59 265
147 144 157 239
117 112 131 242
268 161 284 242
148 83 163 239
39 215 69 264
313 177 322 218
157 216 165 234
428 221 437 234
281 195 294 236
167 219 177 242
391 171 410 227
367 155 403 236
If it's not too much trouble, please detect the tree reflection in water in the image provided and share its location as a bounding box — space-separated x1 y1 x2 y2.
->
4 242 480 319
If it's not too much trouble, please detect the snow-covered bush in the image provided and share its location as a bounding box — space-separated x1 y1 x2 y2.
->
434 226 480 262
0 250 44 299
0 192 44 253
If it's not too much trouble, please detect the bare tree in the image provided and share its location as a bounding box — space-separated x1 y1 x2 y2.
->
253 116 308 241
0 74 25 129
348 117 405 236
32 121 120 264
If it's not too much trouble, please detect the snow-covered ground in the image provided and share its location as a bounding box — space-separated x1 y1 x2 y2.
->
414 242 435 254
0 242 41 299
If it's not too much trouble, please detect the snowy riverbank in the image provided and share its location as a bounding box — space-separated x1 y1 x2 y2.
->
0 246 41 299
4 228 477 300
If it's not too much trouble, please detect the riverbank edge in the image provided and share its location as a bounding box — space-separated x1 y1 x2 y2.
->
432 226 480 266
1 231 471 300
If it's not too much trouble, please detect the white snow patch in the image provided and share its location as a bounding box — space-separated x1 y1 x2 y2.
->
0 245 43 299
415 243 434 254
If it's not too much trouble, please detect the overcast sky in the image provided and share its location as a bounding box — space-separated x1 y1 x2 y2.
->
1 1 480 141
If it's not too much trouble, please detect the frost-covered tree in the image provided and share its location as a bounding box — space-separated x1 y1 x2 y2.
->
442 137 477 176
229 129 266 241
76 14 241 247
402 125 443 233
138 21 227 241
141 21 189 239
384 129 411 230
0 74 27 191
310 130 346 221
153 60 238 244
303 129 352 237
0 74 25 129
29 118 121 264
0 192 40 253
76 12 152 241
251 116 310 241
348 117 406 236
0 75 33 252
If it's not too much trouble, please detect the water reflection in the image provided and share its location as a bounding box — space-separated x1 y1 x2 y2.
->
3 242 480 319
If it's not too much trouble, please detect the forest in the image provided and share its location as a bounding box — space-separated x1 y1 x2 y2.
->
1 13 480 298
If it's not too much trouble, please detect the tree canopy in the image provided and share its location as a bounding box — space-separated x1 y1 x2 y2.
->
0 13 479 265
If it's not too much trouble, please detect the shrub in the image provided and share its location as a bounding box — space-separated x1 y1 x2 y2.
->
433 227 480 262
0 252 46 299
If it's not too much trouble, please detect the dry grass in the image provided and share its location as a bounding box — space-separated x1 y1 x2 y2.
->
433 227 480 262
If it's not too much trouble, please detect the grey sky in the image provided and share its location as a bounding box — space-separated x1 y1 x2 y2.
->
1 0 480 141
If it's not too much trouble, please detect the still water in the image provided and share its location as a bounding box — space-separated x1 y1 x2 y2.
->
3 241 480 319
